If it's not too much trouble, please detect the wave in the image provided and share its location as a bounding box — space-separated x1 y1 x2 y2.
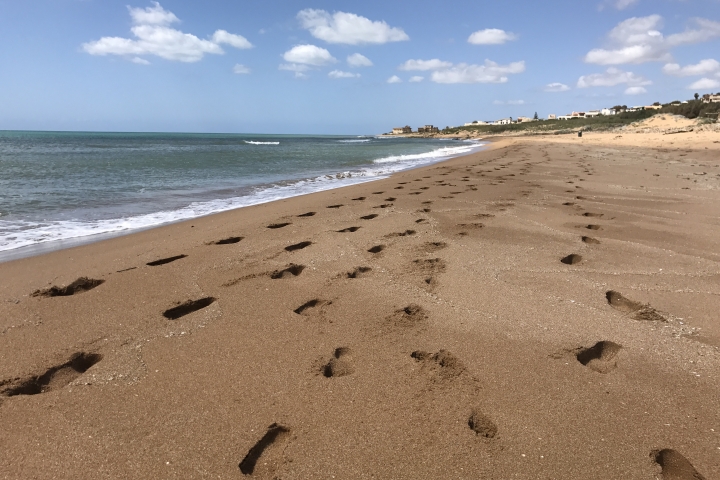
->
244 141 279 145
338 139 371 143
0 141 485 254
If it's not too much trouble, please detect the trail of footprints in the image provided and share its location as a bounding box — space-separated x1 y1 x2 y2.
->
7 163 708 478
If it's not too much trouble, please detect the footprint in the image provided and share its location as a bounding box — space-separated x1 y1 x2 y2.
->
285 241 312 252
147 255 187 266
372 191 384 195
583 213 604 218
411 350 466 380
586 225 602 230
360 214 379 220
457 223 484 230
32 277 105 297
368 245 385 254
347 267 372 279
352 197 366 201
337 226 361 233
421 241 447 252
561 254 583 265
267 223 291 229
606 291 665 321
385 229 416 238
163 297 216 320
317 347 354 378
374 204 393 209
413 258 446 274
468 410 498 439
387 304 427 328
384 197 397 202
294 299 331 316
327 204 344 209
1 352 103 397
271 264 305 279
582 236 601 244
212 236 243 245
238 423 291 476
394 186 404 190
297 212 316 217
576 341 622 373
651 449 706 480
422 201 433 205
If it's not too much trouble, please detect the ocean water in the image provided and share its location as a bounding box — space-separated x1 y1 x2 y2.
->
0 131 484 259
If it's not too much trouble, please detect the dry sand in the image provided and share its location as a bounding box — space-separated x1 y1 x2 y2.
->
1 131 719 479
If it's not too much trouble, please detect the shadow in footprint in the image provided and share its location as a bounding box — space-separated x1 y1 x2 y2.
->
319 347 354 378
411 350 465 380
271 264 305 279
583 213 604 218
32 277 104 297
387 304 427 328
239 424 291 475
147 255 187 266
267 223 291 229
582 236 601 244
576 341 622 373
352 197 366 201
347 267 371 279
297 212 316 217
163 297 216 320
327 204 343 209
586 224 601 230
368 245 385 254
294 299 331 316
385 197 397 202
212 237 243 245
285 241 312 252
360 214 378 220
468 410 498 439
1 352 103 397
651 449 706 480
561 254 583 265
374 204 393 209
337 226 361 233
385 229 416 238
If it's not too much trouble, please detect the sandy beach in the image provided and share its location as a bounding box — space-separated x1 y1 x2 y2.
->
1 129 719 479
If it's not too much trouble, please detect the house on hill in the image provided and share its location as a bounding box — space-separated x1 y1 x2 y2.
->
702 93 720 103
418 125 440 133
392 126 412 134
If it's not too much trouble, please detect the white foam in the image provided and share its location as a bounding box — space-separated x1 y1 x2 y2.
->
244 141 280 145
0 141 485 253
338 139 371 143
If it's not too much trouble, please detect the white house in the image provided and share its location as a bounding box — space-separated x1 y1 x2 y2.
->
464 121 488 126
600 108 616 116
495 118 513 125
585 110 601 117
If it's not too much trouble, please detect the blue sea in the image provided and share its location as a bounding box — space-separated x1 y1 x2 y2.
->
0 131 484 259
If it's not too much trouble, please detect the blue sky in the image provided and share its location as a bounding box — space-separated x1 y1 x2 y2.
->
1 0 719 134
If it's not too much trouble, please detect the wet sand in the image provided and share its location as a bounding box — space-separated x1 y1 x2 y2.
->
1 132 719 479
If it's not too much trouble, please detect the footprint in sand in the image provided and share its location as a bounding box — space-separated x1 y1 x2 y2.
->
271 264 305 279
360 214 379 220
586 224 602 230
238 423 292 476
582 236 601 244
337 226 361 233
284 241 312 252
576 341 622 373
561 254 583 265
387 304 428 328
317 347 355 378
1 352 103 397
211 236 243 245
267 223 291 229
606 291 666 321
411 350 466 381
368 245 385 254
352 197 366 201
32 277 105 297
163 297 216 320
297 212 316 217
147 254 187 266
294 299 332 317
385 230 416 238
326 204 344 209
651 449 706 480
468 409 499 439
347 267 372 279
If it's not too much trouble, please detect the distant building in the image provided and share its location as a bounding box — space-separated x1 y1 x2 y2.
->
557 115 573 120
547 114 557 120
702 94 720 103
600 108 616 116
644 105 662 110
418 125 440 133
392 126 412 134
464 121 488 126
585 110 601 117
516 116 534 123
571 111 585 118
495 118 513 125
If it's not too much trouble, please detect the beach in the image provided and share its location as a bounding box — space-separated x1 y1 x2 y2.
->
1 130 719 479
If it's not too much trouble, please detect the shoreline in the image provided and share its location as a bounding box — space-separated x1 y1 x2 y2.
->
0 138 489 264
1 132 719 478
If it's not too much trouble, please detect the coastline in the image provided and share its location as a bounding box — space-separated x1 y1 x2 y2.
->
1 132 719 478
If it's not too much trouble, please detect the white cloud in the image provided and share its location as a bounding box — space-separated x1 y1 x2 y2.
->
128 2 178 26
577 67 651 88
614 0 640 10
131 57 150 65
347 53 373 67
663 59 720 77
625 86 647 95
585 15 720 65
233 64 250 74
282 44 336 66
212 30 253 49
279 63 310 78
688 77 720 90
83 2 252 63
494 100 525 105
387 75 402 84
545 82 570 92
467 28 517 45
329 70 360 79
430 60 526 84
398 59 453 71
297 9 409 45
409 76 424 82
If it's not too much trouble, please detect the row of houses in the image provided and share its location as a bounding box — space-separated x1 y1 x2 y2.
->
391 125 440 134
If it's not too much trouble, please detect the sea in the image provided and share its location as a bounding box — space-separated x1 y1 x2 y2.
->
0 131 485 261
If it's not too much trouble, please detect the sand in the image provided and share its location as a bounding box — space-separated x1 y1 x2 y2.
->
1 131 719 479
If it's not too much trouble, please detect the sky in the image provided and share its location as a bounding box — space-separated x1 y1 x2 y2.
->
0 0 719 134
